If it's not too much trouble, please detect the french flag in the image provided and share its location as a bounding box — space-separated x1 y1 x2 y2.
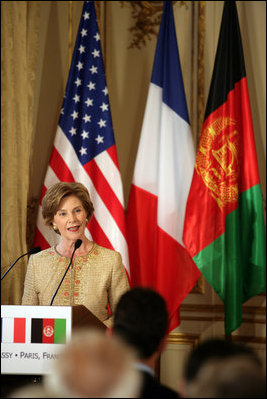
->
1 318 26 343
127 1 201 331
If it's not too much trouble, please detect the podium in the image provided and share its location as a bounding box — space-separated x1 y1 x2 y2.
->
72 304 106 331
1 304 106 397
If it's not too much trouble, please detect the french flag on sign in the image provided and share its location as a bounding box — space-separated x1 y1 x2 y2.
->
1 318 26 343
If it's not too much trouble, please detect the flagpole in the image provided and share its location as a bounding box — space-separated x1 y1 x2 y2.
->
68 0 73 69
225 334 232 342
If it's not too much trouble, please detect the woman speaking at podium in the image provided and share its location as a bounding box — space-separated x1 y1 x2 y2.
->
21 182 129 328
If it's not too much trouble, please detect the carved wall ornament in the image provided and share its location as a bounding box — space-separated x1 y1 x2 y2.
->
120 1 187 49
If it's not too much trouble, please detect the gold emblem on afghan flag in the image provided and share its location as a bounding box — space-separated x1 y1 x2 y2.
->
195 116 239 209
43 325 54 337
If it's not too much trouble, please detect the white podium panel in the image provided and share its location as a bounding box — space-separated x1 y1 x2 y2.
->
1 305 72 375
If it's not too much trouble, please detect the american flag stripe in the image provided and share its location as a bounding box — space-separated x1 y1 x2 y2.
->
52 130 127 253
49 147 75 182
43 167 60 198
36 209 59 246
34 1 129 275
106 146 120 169
53 126 81 175
89 215 112 248
34 226 51 250
94 150 124 205
84 160 127 234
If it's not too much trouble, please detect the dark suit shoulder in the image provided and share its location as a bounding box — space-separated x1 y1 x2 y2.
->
140 371 180 398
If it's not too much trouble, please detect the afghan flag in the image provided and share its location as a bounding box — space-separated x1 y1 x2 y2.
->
127 1 201 332
31 318 66 344
183 1 266 335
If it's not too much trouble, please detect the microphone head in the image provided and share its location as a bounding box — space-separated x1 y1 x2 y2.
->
75 239 82 249
30 246 41 255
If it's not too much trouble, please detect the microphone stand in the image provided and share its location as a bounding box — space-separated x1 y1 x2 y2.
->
50 239 82 306
1 247 41 281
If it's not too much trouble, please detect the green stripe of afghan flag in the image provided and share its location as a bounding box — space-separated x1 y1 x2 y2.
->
54 318 66 344
193 184 266 335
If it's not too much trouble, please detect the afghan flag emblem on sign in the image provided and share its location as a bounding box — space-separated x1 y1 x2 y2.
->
31 318 66 344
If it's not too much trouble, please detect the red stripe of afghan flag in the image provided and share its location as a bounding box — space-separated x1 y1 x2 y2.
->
183 2 266 335
127 2 200 332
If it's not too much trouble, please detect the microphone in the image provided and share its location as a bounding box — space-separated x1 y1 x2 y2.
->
50 239 82 306
1 247 41 281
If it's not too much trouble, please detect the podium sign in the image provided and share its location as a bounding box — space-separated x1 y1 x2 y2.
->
1 305 72 375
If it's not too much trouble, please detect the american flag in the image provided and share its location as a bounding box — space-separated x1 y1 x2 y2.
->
34 1 129 275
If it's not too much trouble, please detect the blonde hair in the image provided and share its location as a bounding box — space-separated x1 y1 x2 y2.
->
44 329 142 398
42 182 94 234
10 329 142 398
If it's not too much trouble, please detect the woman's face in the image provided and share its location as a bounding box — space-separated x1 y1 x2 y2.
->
53 195 88 241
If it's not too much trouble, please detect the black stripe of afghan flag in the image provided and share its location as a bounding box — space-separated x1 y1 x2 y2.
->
204 1 246 119
31 318 43 343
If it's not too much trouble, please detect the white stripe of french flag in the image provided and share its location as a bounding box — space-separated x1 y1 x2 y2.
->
1 318 14 343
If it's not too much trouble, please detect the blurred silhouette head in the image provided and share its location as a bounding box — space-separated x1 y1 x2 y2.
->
113 287 169 359
186 355 266 398
183 338 265 398
45 328 141 398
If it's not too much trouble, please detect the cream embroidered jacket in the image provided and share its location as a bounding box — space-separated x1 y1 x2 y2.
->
21 243 129 327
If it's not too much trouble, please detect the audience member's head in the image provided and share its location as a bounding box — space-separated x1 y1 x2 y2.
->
113 286 169 360
186 355 266 398
10 328 142 398
181 338 265 398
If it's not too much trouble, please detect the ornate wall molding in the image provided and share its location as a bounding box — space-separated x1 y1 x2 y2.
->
120 1 187 49
231 335 266 344
180 303 266 315
167 332 200 346
180 315 266 324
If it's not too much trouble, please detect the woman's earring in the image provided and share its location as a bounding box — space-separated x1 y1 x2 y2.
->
53 223 57 231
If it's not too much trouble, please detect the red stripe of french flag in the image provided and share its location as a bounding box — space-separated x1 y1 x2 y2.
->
14 318 26 343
